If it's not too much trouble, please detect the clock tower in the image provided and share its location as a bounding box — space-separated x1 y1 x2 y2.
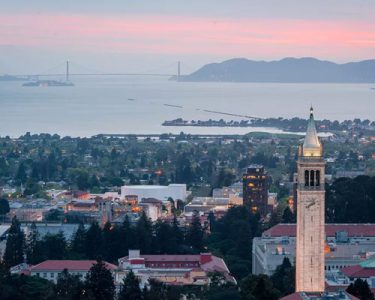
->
295 107 325 292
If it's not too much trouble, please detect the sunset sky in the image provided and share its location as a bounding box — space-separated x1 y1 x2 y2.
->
1 0 375 74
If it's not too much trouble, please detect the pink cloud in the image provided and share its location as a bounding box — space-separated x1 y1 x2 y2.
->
1 13 374 59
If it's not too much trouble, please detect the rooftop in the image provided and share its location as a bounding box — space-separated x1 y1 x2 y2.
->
263 224 375 238
31 260 117 272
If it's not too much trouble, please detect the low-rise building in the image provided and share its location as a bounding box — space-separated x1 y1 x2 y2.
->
121 184 187 203
253 223 375 276
29 260 117 283
118 250 236 287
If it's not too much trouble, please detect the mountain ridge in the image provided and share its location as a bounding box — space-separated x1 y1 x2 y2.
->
181 57 375 83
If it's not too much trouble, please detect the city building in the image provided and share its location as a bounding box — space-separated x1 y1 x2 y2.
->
296 107 325 292
242 164 269 216
338 259 375 290
253 223 375 276
120 184 187 203
138 198 164 221
29 260 117 283
118 250 236 287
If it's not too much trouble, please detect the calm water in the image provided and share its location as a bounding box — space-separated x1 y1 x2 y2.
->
0 76 374 137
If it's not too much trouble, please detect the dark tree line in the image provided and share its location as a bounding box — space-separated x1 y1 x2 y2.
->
326 176 375 223
4 212 205 268
206 206 261 280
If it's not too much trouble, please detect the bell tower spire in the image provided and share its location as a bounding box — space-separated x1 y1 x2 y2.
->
295 107 326 293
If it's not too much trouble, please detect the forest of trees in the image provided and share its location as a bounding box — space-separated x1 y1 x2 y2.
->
2 212 206 268
326 175 375 223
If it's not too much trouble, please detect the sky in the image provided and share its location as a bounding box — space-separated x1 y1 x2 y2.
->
1 0 375 74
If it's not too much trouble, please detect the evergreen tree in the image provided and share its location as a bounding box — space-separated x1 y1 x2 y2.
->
135 212 153 254
41 232 67 260
25 222 43 264
270 257 295 296
0 198 10 218
154 220 176 254
85 259 115 300
172 215 183 253
16 162 27 184
185 211 204 252
55 269 85 300
281 207 296 223
207 211 216 232
240 274 280 300
101 222 121 262
71 223 87 257
347 278 375 300
143 279 171 300
118 270 142 300
3 216 25 267
85 221 102 259
119 216 134 257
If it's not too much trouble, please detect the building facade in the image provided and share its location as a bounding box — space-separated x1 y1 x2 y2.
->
242 165 268 216
296 107 325 292
253 223 375 276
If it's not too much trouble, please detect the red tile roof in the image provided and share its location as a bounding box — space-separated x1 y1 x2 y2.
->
31 260 117 272
263 224 375 238
341 265 375 278
280 293 303 300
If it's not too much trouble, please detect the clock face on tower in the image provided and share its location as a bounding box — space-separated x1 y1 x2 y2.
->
305 197 316 209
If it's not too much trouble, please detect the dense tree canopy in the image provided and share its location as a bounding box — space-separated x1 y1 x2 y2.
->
326 176 375 223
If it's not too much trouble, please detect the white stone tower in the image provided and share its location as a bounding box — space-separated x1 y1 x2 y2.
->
295 107 325 292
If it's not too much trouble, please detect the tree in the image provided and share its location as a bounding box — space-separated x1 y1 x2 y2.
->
70 223 87 257
206 206 261 280
55 269 85 300
85 221 102 259
119 216 135 257
0 198 10 218
135 212 154 254
185 211 204 252
240 274 280 300
15 162 27 184
25 222 43 264
41 232 67 260
3 216 25 267
85 259 115 300
204 272 240 300
270 257 295 296
347 278 375 300
118 270 142 300
281 207 295 223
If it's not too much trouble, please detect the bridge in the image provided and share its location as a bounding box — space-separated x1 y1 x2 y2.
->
8 61 184 80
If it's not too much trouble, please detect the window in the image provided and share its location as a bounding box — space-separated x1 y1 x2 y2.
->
305 170 309 186
316 170 321 186
43 273 47 278
310 170 315 186
50 273 54 278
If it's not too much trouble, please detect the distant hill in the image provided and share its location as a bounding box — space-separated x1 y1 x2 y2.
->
181 57 375 83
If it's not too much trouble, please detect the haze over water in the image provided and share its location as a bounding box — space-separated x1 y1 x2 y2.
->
0 77 374 137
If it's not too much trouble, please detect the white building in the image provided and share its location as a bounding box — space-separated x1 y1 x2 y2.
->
252 223 375 276
120 184 187 203
29 260 117 283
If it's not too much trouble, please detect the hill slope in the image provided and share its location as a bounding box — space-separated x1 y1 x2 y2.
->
181 57 375 83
